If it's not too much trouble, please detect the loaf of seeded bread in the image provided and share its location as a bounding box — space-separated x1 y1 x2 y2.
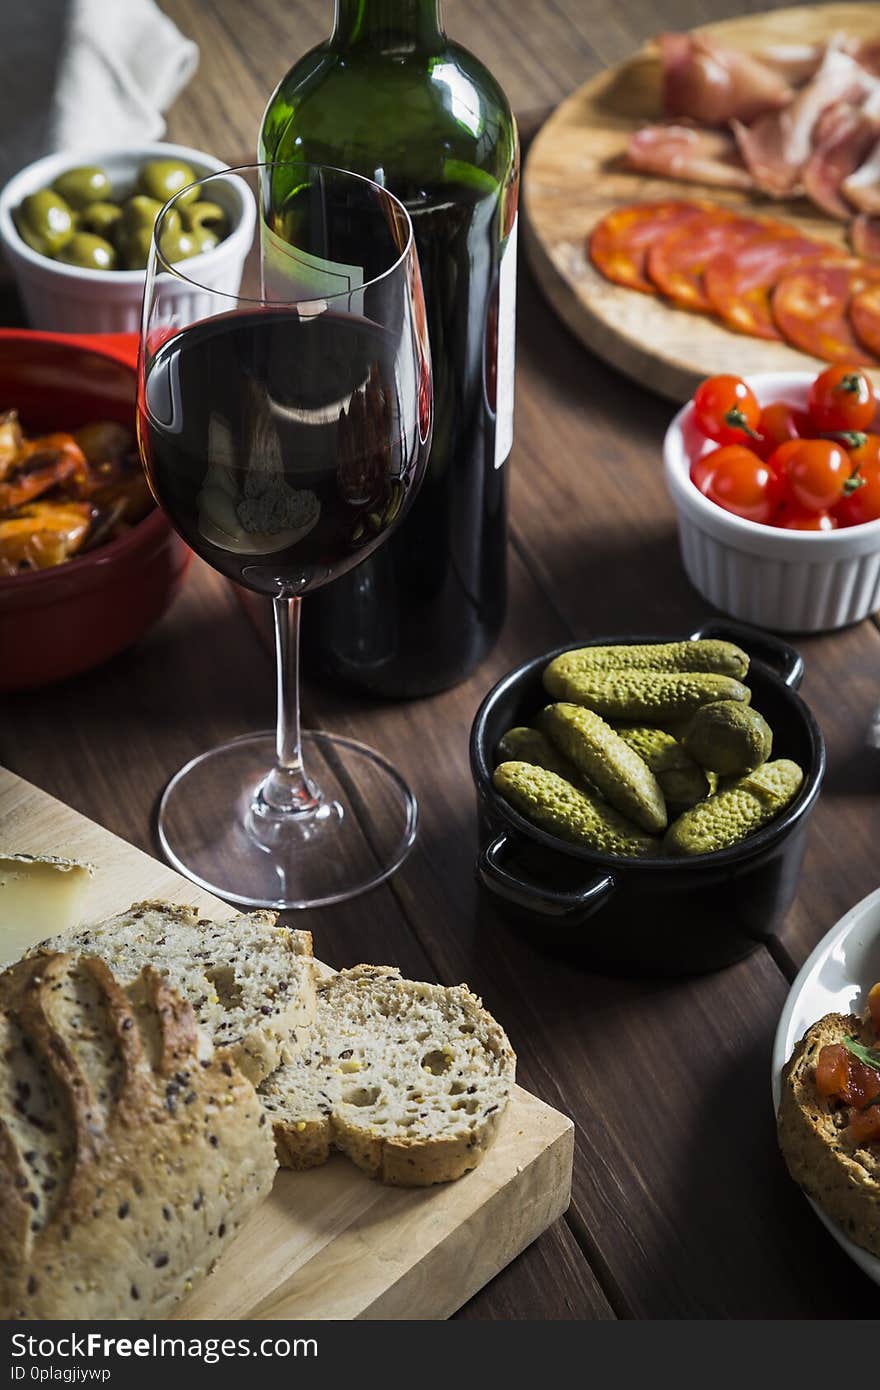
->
259 965 516 1185
36 900 317 1085
0 952 277 1319
777 1010 880 1259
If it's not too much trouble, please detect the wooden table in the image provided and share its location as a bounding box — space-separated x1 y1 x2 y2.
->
3 0 880 1318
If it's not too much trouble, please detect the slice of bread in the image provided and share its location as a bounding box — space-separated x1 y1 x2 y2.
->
777 1010 880 1258
36 900 317 1086
259 965 516 1186
0 952 277 1319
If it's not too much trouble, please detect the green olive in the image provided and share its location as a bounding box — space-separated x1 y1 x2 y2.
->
116 225 152 270
158 228 201 263
137 158 199 207
115 197 182 269
182 200 229 239
120 194 165 230
13 189 75 257
52 165 112 210
79 201 123 238
188 226 219 254
56 232 117 271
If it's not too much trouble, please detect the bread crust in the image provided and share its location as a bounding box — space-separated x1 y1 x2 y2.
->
261 965 516 1187
0 953 277 1319
37 901 317 1086
778 1011 880 1259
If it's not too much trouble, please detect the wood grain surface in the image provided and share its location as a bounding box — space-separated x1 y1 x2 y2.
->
0 767 574 1322
524 4 880 401
3 0 880 1320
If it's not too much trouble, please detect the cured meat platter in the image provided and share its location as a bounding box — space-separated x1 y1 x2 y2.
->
523 3 880 402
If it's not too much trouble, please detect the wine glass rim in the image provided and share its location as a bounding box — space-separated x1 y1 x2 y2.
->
151 160 416 303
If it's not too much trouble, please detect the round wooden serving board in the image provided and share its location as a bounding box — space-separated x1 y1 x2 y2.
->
523 3 880 402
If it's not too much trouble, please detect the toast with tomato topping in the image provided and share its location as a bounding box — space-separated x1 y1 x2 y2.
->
778 1009 880 1259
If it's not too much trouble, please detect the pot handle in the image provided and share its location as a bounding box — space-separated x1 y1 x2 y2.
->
478 830 616 920
689 617 804 691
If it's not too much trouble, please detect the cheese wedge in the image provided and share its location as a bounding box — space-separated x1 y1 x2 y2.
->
0 854 95 967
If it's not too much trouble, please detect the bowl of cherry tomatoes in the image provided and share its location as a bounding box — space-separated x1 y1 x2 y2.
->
664 366 880 632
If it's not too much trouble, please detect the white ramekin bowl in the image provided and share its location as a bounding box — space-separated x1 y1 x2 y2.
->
0 143 255 333
664 371 880 633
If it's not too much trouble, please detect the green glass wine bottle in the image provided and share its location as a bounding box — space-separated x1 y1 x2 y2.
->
259 0 519 696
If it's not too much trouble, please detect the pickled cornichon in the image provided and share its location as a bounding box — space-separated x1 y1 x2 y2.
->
543 668 750 722
682 700 773 776
613 724 710 810
493 761 658 858
663 760 804 856
544 640 749 686
540 703 667 832
496 726 582 784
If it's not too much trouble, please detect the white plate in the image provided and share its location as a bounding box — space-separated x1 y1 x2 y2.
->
772 886 880 1284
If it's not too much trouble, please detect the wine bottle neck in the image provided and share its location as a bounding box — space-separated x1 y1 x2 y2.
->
331 1 444 53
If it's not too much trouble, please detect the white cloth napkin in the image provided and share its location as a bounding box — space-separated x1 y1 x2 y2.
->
0 0 198 188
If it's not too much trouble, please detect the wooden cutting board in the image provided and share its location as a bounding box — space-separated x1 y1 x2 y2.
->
523 3 880 402
0 765 574 1321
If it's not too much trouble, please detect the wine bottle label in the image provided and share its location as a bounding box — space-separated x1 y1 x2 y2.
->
494 215 517 469
261 221 365 314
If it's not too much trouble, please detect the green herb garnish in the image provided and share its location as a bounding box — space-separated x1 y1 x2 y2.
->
842 1035 880 1072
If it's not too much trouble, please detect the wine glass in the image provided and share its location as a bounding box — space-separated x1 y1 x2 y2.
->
137 163 432 908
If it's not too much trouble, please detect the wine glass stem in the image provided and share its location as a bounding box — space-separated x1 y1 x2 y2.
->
254 596 322 818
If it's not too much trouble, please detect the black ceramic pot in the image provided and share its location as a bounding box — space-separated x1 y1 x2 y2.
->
469 619 825 976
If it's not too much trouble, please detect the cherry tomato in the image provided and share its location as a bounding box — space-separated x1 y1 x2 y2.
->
808 364 877 433
693 375 761 446
782 439 850 513
702 445 778 523
833 435 880 525
690 450 719 494
777 504 837 531
868 983 880 1031
754 400 803 460
767 438 802 469
835 463 880 525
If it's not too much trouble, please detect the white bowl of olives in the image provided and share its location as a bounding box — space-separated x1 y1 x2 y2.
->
0 143 255 334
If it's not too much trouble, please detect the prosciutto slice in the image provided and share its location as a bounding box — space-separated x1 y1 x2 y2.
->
760 43 826 87
625 124 753 190
842 132 880 213
803 98 880 218
660 32 793 126
732 42 873 196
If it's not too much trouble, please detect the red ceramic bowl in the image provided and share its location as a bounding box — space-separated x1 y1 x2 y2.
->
0 329 190 690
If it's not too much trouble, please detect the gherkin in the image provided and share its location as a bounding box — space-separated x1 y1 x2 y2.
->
496 726 581 783
682 700 773 776
493 761 658 858
542 667 750 722
544 639 749 687
540 703 667 832
614 724 710 810
664 759 804 856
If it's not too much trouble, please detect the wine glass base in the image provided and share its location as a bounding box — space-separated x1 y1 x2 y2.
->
157 730 418 909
